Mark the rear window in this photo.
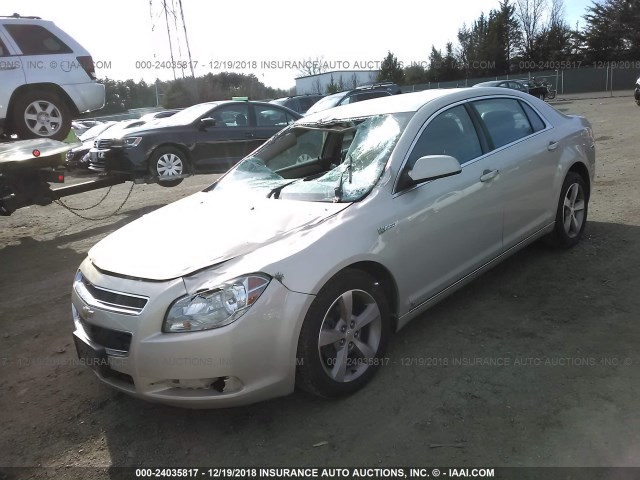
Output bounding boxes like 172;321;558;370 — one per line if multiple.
4;24;72;55
520;101;546;132
471;98;534;149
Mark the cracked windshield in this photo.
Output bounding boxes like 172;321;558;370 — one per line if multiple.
215;113;411;202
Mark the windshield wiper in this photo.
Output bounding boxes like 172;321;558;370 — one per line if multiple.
266;171;328;199
333;155;353;203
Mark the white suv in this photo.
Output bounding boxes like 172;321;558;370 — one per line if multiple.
0;14;105;140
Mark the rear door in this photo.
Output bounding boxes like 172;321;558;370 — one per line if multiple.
1;22;86;84
0;29;25;124
192;103;252;172
469;97;558;248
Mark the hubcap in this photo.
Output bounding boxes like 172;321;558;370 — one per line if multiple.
317;289;382;383
156;153;184;176
24;101;62;137
563;183;585;238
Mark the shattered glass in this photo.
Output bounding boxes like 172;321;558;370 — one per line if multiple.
215;113;410;203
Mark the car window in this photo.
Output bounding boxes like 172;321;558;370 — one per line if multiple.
512;82;527;92
3;24;72;55
299;97;315;111
255;105;293;127
351;91;391;104
405;105;482;172
0;37;7;56
210;104;250;127
520;101;546;132
471;98;534;149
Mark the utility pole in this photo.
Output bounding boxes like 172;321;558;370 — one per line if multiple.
178;0;199;102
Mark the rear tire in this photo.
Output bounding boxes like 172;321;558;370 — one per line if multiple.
545;171;588;248
11;91;71;141
148;146;187;187
296;269;391;398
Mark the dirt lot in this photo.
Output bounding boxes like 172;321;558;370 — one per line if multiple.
1;96;639;478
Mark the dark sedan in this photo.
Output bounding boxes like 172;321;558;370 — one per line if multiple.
474;80;549;100
89;100;302;187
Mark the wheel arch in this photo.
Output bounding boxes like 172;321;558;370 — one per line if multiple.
335;260;399;332
567;161;591;199
8;83;79;126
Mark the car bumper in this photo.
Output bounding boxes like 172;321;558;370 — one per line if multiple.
61;82;105;113
88;147;146;173
71;259;313;408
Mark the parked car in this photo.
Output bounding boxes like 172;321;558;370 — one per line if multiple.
71;86;595;407
0;14;105;140
305;82;401;115
138;109;180;123
71;120;104;136
65;121;116;170
474;79;554;101
270;94;324;114
634;76;640;106
88;100;302;187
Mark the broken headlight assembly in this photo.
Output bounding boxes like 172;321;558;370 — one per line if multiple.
163;274;270;333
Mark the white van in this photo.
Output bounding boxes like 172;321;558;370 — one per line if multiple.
0;14;105;140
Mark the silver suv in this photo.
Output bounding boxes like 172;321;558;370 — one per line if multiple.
0;14;105;140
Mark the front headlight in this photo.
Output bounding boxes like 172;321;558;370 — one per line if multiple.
122;137;142;147
163;274;271;333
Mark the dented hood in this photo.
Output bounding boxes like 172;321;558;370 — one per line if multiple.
88;190;349;280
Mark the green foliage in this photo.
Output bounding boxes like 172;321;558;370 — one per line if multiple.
97;73;288;112
582;0;640;62
377;51;405;84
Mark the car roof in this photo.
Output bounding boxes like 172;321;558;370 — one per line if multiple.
299;87;539;123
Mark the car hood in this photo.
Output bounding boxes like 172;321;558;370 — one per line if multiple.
88;190;350;280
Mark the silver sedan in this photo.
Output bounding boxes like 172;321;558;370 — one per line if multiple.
71;87;595;407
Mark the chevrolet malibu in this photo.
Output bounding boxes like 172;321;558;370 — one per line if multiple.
72;87;595;407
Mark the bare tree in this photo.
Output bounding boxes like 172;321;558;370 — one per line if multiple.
298;55;328;77
350;72;358;89
515;0;547;58
311;76;323;95
549;0;566;28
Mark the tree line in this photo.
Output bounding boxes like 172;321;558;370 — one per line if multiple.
98;73;290;114
377;0;640;84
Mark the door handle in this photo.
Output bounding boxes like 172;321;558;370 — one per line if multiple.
244;132;254;138
547;140;559;151
480;169;499;182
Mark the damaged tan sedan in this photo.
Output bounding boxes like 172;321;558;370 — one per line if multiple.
72;87;595;407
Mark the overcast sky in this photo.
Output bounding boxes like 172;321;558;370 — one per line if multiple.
3;0;593;89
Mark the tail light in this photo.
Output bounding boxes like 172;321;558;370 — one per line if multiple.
76;56;96;80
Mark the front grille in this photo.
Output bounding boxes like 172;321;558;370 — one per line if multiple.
79;316;132;353
75;273;148;315
95;139;112;149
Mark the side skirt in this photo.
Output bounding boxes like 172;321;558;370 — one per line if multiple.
396;222;555;330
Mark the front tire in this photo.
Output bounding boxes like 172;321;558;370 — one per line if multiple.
296;269;391;398
545;171;588;248
11;91;71;140
148;146;187;187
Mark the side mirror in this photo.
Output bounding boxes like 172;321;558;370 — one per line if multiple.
408;155;461;182
199;117;217;129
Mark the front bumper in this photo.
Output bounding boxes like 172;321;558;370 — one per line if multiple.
88;147;146;174
71;259;314;408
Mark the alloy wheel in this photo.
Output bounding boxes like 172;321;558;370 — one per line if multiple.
24;100;62;137
563;182;585;238
317;289;382;383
